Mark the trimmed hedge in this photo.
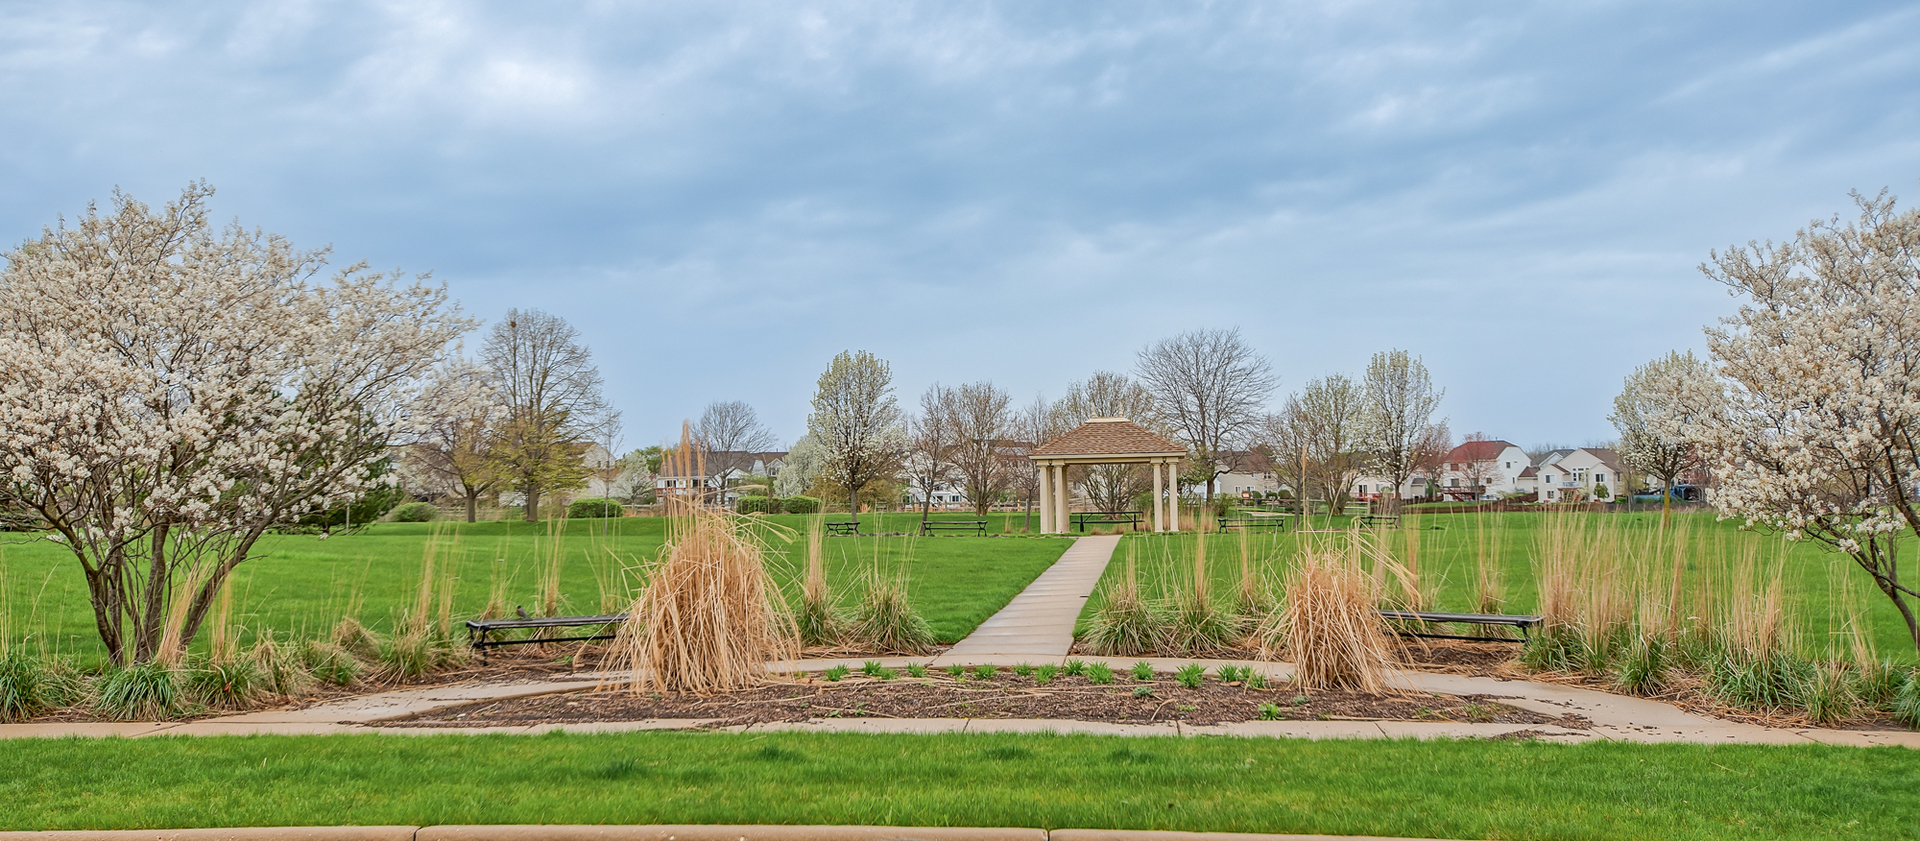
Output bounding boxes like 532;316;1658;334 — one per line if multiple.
567;498;625;518
391;502;439;523
781;495;822;515
738;496;782;515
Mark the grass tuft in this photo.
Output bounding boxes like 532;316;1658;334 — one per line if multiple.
94;661;188;721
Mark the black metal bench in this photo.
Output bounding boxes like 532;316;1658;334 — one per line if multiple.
465;613;628;660
1356;514;1400;528
1217;516;1289;532
1377;610;1542;643
919;518;987;536
824;520;860;535
1072;511;1142;532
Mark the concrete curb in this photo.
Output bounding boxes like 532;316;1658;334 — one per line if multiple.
0;829;1469;841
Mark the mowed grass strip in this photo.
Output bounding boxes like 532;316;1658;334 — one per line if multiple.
1;732;1915;839
2;516;1074;662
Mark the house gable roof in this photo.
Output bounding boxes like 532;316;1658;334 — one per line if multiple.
1444;439;1519;464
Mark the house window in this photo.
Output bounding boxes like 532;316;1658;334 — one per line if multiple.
1595;473;1606;483
1358;485;1368;494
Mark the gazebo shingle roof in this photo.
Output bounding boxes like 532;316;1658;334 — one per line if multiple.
1031;418;1185;458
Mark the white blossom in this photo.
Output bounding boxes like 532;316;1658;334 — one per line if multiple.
0;184;473;665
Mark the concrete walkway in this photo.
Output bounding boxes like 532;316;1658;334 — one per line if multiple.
3;534;1917;747
935;535;1121;661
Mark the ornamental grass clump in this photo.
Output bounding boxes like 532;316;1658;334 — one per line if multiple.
95;661;188;721
1268;548;1394;693
848;569;935;655
0;650;56;722
611;503;798;694
794;517;846;647
1162;531;1236;655
1083;556;1162;656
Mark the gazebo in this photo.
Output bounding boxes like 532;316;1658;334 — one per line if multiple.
1029;417;1187;534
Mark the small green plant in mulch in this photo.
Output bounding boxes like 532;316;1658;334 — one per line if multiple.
905;663;929;678
973;664;997;682
1291;694;1309;707
1132;685;1155;698
1012;663;1035;677
1175;663;1205;688
1257;701;1283;720
1064;659;1088;677
824;664;850;682
875;667;899;681
944;664;967;679
1087;662;1115;684
1464;702;1495;723
1034;665;1059;685
1216;665;1248;684
1131;661;1154;681
861;661;885;677
1247;671;1268;690
1175;704;1198;712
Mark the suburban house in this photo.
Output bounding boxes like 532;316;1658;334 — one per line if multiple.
1517;447;1629;502
656;450;786;505
1437;439;1531;499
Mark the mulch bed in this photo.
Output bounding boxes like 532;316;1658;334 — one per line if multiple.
379;669;1584;730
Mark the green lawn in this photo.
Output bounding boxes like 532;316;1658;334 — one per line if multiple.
1080;511;1920;662
1;515;1072;664
0;731;1913;839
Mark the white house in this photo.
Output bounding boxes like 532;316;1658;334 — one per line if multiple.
657;450;787;506
1438;439;1531;499
1517;448;1629;502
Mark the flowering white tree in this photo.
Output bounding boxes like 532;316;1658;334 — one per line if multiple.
1671;190;1920;652
806;350;908;526
1610;350;1711;520
0;185;472;665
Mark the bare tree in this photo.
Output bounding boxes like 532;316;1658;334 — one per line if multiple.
695;400;778;500
806;350;909;527
1135;328;1277;502
1274;374;1368;515
907;383;958;524
404;358;504;522
481;309;616;521
1050;371;1160;512
1005;395;1052;532
1359;350;1446;513
589;414;626;502
1410;421;1453;501
948;381;1014;517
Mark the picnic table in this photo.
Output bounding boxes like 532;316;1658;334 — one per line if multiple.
824;520;860;535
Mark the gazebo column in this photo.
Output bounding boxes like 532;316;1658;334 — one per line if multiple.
1151;458;1165;532
1159;462;1175;529
1059;460;1075;533
1038;462;1054;534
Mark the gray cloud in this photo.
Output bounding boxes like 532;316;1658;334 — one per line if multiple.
4;1;1918;446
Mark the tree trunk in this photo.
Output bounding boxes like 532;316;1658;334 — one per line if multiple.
465;491;480;523
526;488;541;522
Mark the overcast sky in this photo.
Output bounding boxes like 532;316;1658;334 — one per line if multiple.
5;1;1918;451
